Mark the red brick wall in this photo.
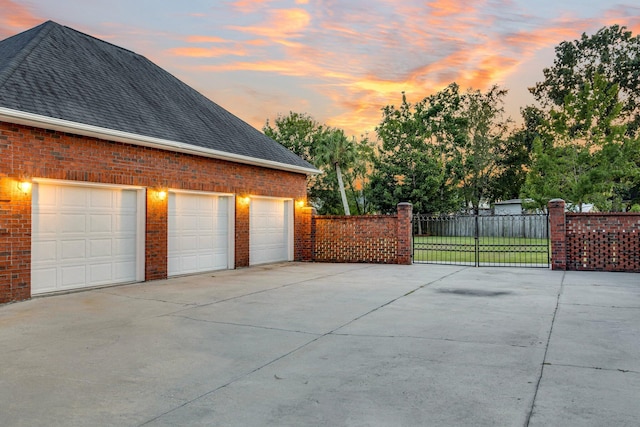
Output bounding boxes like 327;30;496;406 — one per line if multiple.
309;204;413;264
0;177;31;302
566;213;640;272
0;121;307;303
235;196;250;268
548;199;567;271
145;190;168;280
548;199;640;272
294;206;313;261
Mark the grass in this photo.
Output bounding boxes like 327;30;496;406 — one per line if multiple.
413;235;550;265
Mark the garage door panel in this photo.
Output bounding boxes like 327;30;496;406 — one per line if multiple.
90;215;112;233
89;239;112;257
33;213;57;233
116;213;137;232
61;214;87;233
61;240;86;260
114;261;136;280
31;183;140;294
89;264;112;282
32;240;57;262
114;238;136;257
61;265;86;287
168;192;231;276
61;186;89;207
32;268;56;291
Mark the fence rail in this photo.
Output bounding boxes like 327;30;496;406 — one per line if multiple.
413;214;548;239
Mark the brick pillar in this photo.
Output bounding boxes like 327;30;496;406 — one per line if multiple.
235;196;250;268
548;199;566;271
145;189;168;281
0;177;32;303
397;202;413;265
295;206;315;262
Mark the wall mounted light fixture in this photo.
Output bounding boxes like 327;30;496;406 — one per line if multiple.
17;180;32;194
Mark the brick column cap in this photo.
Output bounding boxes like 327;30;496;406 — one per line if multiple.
548;199;565;208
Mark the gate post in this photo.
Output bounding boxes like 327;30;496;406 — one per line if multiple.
397;202;413;265
295;206;315;262
548;199;566;270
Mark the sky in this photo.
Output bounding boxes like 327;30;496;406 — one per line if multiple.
1;0;639;138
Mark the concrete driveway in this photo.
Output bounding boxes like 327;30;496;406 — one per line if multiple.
1;263;638;426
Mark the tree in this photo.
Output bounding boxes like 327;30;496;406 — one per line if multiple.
343;135;377;215
371;91;461;214
372;85;514;214
263;112;323;162
522;74;628;211
488;106;543;202
264;112;367;214
529;25;640;136
453;85;513;213
315;128;356;215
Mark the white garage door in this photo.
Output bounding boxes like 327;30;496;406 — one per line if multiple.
168;192;232;276
250;198;293;265
31;182;141;295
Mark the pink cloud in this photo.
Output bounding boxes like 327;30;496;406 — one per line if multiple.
0;0;41;38
169;46;248;58
227;8;311;40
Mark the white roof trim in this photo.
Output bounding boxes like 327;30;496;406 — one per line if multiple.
0;107;320;175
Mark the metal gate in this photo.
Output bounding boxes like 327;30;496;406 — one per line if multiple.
413;214;550;267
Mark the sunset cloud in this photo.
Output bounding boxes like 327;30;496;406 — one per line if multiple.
169;46;248;58
227;8;311;40
1;0;638;139
0;0;41;38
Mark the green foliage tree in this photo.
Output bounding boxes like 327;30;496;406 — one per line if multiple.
372;84;512;214
489;106;543;202
263;112;323;162
371;91;461;214
454;85;513;213
263;112;373;215
522;74;628;211
314;128;357;215
529;25;640;136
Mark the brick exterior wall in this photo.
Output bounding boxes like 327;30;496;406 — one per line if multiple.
0;121;307;303
548;199;567;271
548;199;640;272
306;204;413;265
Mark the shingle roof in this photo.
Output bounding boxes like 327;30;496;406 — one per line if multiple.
0;21;317;173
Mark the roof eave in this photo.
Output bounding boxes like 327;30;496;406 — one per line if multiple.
0;107;320;176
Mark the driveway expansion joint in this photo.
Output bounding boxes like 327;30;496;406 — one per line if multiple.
543;362;640;375
524;270;565;427
167;314;322;336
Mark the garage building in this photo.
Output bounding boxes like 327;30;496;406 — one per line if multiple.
0;21;318;303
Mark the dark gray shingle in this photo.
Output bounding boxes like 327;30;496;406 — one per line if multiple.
0;21;316;171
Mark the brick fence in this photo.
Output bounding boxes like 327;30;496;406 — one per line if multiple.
297;203;413;265
549;199;640;272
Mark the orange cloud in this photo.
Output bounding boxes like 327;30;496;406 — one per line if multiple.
0;0;41;38
227;8;311;40
231;0;274;14
186;35;228;43
427;0;476;17
170;46;248;58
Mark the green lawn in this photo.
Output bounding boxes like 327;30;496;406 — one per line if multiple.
413;236;550;265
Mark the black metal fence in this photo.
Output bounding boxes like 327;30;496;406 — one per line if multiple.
413;214;550;267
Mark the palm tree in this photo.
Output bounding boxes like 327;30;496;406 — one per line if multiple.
316;128;356;215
